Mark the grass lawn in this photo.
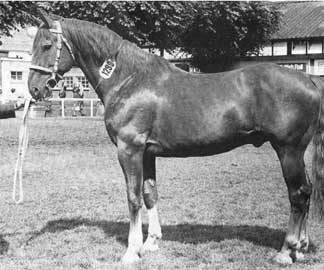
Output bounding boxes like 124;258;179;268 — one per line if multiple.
0;118;323;270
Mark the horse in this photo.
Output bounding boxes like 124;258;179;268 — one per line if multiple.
28;12;324;265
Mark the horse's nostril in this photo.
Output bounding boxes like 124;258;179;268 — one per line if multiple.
33;87;39;94
32;87;42;100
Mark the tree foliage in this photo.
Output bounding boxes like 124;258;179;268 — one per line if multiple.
0;1;37;43
125;1;194;56
180;2;281;72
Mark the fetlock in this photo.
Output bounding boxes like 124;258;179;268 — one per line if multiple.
300;236;309;252
285;235;300;251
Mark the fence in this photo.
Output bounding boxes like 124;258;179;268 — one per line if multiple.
46;98;103;118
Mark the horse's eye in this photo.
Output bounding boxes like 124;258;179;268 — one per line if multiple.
42;39;52;49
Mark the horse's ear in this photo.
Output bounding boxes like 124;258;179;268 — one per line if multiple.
29;15;43;27
37;9;53;29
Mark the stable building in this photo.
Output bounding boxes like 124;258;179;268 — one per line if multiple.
237;1;324;75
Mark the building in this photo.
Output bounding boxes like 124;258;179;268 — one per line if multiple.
0;27;96;101
236;1;324;75
0;28;33;101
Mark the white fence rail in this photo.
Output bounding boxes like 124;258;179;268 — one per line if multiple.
48;98;102;118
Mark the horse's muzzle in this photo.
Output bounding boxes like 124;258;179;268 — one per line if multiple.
30;86;52;101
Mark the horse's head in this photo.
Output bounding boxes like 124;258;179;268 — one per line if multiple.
28;12;75;100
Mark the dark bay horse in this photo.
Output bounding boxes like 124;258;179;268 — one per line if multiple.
28;13;324;265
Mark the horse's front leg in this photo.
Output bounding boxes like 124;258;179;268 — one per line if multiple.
142;152;162;254
117;138;145;264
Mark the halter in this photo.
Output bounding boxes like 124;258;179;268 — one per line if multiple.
29;21;75;89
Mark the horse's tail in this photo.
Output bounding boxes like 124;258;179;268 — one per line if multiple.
310;75;324;220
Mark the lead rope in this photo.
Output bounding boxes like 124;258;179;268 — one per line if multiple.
13;98;31;204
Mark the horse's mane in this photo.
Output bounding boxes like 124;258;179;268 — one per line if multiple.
61;18;173;74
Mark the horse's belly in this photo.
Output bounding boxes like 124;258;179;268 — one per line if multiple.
147;130;266;157
148;100;258;157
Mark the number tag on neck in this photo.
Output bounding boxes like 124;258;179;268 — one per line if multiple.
99;59;116;79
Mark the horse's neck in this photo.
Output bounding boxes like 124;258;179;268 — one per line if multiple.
65;23;137;103
76;50;137;104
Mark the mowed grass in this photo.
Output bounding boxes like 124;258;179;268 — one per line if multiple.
0;118;323;270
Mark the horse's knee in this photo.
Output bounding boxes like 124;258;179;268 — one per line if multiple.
143;179;158;209
128;192;143;212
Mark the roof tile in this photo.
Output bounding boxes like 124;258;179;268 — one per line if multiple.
273;2;324;39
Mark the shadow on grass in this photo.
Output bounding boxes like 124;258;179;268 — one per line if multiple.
0;235;9;255
25;218;287;251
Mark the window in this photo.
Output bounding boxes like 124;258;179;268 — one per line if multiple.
77;76;89;89
308;40;322;54
278;63;306;72
259;44;272;56
314;60;324;75
11;71;23;80
64;76;73;88
292;40;306;55
273;42;287;56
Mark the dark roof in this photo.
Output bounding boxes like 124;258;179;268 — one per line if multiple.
273;1;324;40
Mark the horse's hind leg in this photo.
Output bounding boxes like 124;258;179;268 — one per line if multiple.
273;145;312;264
141;152;162;254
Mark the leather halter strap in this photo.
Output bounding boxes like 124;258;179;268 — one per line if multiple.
29;21;75;82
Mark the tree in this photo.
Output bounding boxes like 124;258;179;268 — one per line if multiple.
0;2;37;44
180;2;281;72
125;1;194;56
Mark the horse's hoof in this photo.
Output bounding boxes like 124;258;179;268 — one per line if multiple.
140;242;159;257
143;242;159;252
295;251;305;262
273;251;293;265
121;251;141;264
141;236;160;254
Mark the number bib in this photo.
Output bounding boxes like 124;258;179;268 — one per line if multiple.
99;59;116;79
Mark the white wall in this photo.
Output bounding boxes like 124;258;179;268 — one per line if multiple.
0;58;30;101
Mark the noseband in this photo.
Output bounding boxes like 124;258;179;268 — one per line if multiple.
30;21;75;88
